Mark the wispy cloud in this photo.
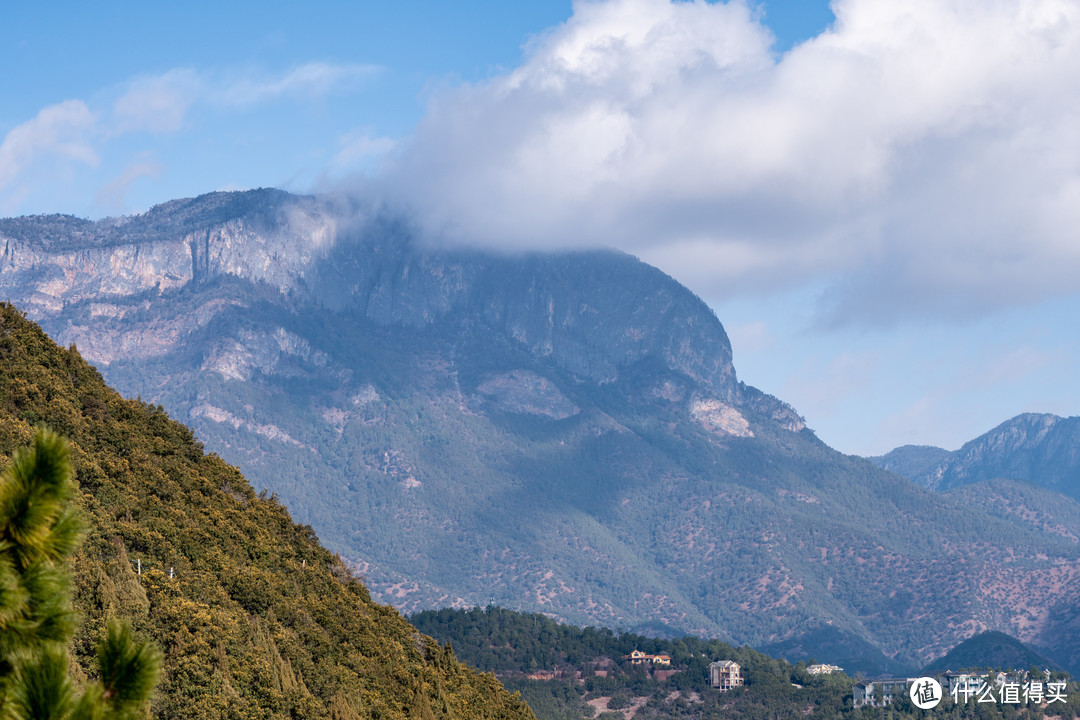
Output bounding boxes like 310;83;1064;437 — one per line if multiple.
112;70;201;134
875;394;943;450
218;62;379;106
383;0;1080;325
330;129;397;172
966;346;1058;392
780;348;882;417
110;62;380;135
2;61;380;215
0;100;97;191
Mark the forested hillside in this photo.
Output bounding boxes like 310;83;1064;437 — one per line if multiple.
0;302;533;720
412;606;853;720
412;606;1080;720
921;632;1062;676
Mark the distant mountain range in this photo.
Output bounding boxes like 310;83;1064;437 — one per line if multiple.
869;413;1080;498
4;190;1080;674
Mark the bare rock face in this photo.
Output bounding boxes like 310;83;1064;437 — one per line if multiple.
690;399;753;438
201;327;329;382
475;370;580;419
0;190;336;322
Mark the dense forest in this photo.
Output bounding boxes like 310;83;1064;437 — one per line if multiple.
0;302;533;720
412;606;1080;720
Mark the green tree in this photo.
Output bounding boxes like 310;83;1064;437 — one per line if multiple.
0;428;161;719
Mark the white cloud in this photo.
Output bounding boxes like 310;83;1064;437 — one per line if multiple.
1;61;379;216
384;0;1080;324
0;100;97;191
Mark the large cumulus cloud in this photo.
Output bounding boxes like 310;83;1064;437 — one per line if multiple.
383;0;1080;324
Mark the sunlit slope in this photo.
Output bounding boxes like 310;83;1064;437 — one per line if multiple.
0;303;533;720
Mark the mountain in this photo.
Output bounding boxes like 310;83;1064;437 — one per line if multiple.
5;190;1080;674
0;303;533;720
865;445;952;487
870;413;1080;497
921;631;1061;676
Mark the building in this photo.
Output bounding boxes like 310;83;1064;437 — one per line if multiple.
852;678;913;708
806;664;843;675
937;671;983;698
525;670;558;681
625;650;672;666
708;660;744;690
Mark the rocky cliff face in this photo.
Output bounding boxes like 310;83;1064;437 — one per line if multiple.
313;240;739;396
1;190;737;399
0;190;336;352
4;190;1080;675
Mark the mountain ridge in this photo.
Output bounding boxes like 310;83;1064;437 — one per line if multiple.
870;412;1080;498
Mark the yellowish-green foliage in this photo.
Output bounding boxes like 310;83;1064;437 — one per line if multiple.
0;427;161;720
0;303;534;720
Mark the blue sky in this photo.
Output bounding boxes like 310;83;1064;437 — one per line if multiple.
4;0;1080;455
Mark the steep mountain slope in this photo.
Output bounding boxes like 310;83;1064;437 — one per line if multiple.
5;190;1080;673
0;303;533;720
871;413;1080;497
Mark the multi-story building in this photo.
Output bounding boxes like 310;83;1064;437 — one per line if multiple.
852;678;913;707
708;660;744;691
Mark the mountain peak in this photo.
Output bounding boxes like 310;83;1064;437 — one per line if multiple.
922;630;1061;675
969;412;1063;451
872;411;1080;500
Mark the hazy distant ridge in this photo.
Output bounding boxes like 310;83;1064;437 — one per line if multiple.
870;413;1080;499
